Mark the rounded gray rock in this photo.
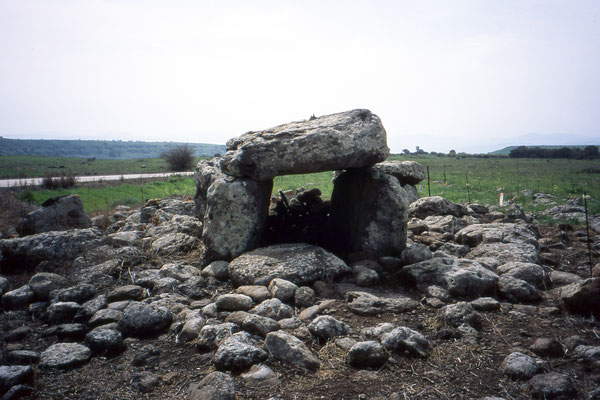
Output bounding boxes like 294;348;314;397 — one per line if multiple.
348;341;388;369
118;302;172;337
308;315;351;340
85;328;125;354
380;327;430;358
529;372;576;399
213;332;268;372
0;365;34;393
39;343;91;369
188;371;235;400
249;298;293;321
265;331;320;370
501;352;539;380
215;294;253;311
294;286;316;308
268;278;298;303
28;272;69;300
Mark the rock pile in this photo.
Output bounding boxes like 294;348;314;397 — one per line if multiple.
1;110;599;399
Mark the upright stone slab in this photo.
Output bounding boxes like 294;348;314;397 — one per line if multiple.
194;158;226;220
220;109;389;181
327;168;408;256
202;177;273;262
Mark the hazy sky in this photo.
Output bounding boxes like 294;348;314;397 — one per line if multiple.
1;0;599;153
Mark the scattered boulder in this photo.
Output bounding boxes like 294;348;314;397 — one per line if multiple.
132;371;161;394
151;233;198;256
496;262;546;288
53;284;96;303
409;196;466;219
215;294;253;311
529;372;576;399
467;242;540;268
380;327;430;357
400;243;432;265
39;343;91;369
236;285;271;303
530;338;564;358
85;328;125;354
249;298;293;321
107;285;144;302
179;316;207;342
501;352;539;380
1;285;36;308
240;364;278;387
265;331;320;370
89;308;122;327
47;301;81;324
345;291;418;315
28;273;69;300
560;278;600;319
422;215;468;234
352;264;380;286
0;366;34;394
201;261;230;280
118;302;172;337
268;278;298;303
214;332;268;372
498;275;543;304
0;228;104;270
455;223;538;247
16;195;91;236
159;263;200;281
399;257;498;298
308;316;351;340
440;302;482;329
294;287;316;308
188;371;235;400
572;345;600;361
220;109;389;180
348;341;389;369
228;243;350;286
470;297;500;312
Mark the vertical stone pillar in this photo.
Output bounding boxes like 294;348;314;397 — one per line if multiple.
201;177;273;262
327;168;409;257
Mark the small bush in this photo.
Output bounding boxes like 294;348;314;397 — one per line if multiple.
42;172;76;189
161;144;195;171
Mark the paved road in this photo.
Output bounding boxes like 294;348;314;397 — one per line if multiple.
0;171;195;188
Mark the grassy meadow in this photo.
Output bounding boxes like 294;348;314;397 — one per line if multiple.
274;155;600;216
5;154;600;218
17;175;197;214
0;155;213;179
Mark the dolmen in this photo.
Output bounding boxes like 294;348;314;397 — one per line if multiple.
194;109;425;263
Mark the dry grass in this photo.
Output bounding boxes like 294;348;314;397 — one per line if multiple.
0;189;37;238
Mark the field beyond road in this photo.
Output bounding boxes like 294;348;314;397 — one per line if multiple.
2;154;599;217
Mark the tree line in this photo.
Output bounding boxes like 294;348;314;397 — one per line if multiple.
509;145;599;159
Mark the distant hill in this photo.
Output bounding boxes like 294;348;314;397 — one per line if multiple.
0;138;226;159
489;145;596;155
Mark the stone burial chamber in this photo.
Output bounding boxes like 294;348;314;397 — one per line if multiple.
194;109;425;263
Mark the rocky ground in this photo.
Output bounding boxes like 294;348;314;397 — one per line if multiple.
1;192;600;400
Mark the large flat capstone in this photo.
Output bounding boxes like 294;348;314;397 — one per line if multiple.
220;109;389;181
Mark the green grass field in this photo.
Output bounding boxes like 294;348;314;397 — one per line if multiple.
0;155;213;179
18;176;197;214
9;154;600;218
